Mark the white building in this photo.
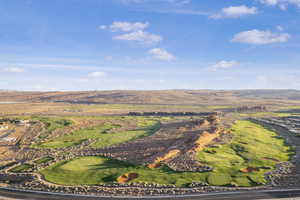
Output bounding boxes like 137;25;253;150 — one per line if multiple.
0;125;8;131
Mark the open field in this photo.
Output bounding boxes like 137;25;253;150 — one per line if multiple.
0;90;300;196
1;90;300;105
1;90;300;116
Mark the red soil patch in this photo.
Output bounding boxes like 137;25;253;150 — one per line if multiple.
262;157;279;162
198;120;210;128
117;173;139;183
192;128;226;153
240;167;260;173
148;149;180;168
148;162;161;169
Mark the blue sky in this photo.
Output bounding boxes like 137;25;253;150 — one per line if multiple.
1;0;300;91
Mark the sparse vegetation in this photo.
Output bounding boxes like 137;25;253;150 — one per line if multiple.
237;112;293;118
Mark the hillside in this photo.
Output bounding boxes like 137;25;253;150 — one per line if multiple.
1;90;300;106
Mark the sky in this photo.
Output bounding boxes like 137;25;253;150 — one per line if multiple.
1;0;300;91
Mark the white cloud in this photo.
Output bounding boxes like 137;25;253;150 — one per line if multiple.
120;0;190;6
101;21;162;46
113;30;162;45
279;3;288;10
99;25;107;30
148;48;175;61
100;21;149;32
259;0;300;10
232;29;290;44
211;60;239;71
260;0;279;5
3;67;25;73
276;25;284;31
211;5;257;19
87;71;106;78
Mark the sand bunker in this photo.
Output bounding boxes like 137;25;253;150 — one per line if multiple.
240;167;260;173
117;173;139;183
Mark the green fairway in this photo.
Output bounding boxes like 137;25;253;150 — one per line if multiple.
34;117;72;132
41;156;208;186
207;173;232;186
32;117;73;141
197;120;293;186
40;120;292;187
34;118;161;149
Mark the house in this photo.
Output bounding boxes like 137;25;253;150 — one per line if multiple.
15;120;31;126
0;125;8;131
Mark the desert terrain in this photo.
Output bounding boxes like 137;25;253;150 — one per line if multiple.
0;90;300;196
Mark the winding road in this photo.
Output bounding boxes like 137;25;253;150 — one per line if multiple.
1;187;300;200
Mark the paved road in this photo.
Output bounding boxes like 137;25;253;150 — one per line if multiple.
1;188;300;200
0;130;15;140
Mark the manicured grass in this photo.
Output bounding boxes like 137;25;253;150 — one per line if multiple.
207;173;232;186
197;120;293;187
9;164;33;173
35;118;161;149
32;117;73;140
35;123;120;148
41;156;208;186
34;117;72;133
34;156;54;164
40;120;292;187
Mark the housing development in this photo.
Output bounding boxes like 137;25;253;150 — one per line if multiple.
1;0;300;199
0;90;299;198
